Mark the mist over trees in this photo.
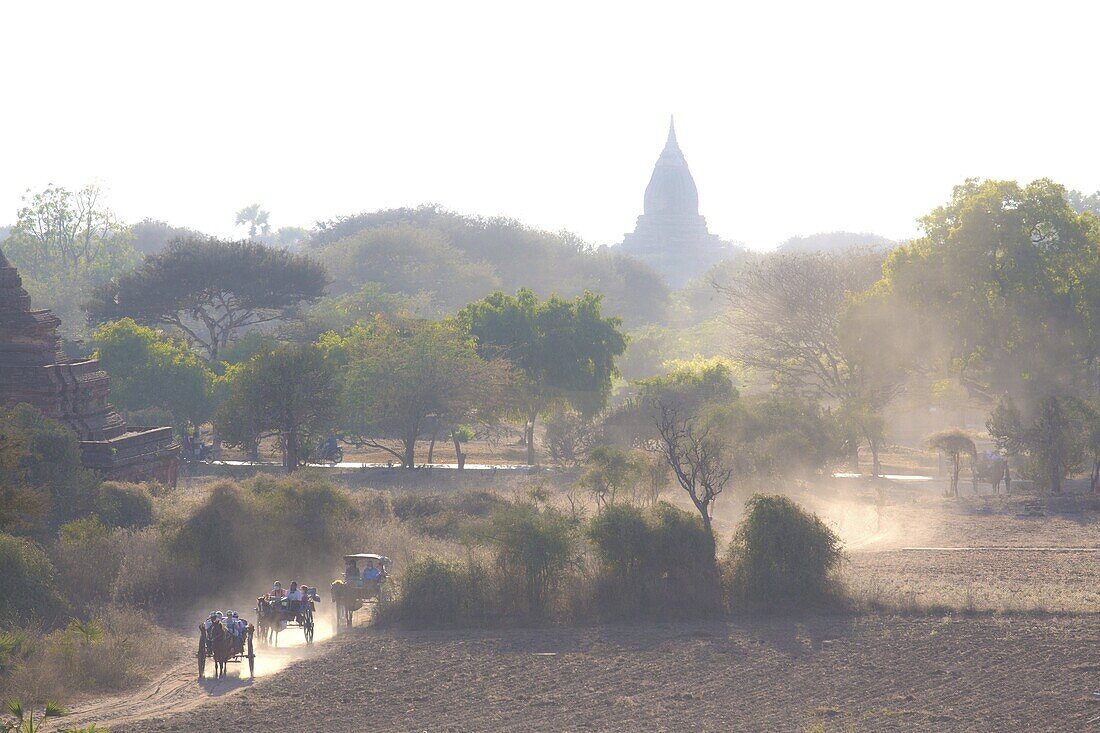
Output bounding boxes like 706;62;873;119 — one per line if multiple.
777;231;896;254
311;205;670;326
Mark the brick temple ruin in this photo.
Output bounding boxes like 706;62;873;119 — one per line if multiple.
0;249;179;486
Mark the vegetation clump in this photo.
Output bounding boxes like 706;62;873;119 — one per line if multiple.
726;494;844;611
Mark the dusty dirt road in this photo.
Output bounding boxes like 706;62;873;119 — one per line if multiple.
110;616;1099;733
59;614;336;731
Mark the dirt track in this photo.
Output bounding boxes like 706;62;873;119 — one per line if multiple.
66;498;1100;732
108;616;1099;733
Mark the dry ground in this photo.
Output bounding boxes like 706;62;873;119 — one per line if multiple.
66;482;1099;733
114;617;1099;733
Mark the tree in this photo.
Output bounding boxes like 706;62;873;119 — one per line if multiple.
86;239;328;361
235;204;271;240
926;428;977;498
4;184;135;279
885;179;1100;492
131;218;206;256
215;343;340;472
318;223;501;316
885;179;1096;403
578;445;646;509
719;250;906;473
91;318;215;427
986;395;1086;495
312;204;671;327
649;397;730;537
331;319;511;468
461;289;627;464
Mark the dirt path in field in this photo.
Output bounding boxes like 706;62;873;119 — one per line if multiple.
59;615;338;731
109;617;1100;733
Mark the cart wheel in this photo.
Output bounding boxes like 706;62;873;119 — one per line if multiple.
305;615;314;645
197;631;206;679
247;633;255;678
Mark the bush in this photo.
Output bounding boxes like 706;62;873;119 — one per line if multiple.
168;474;358;595
377;557;492;627
0;533;67;626
587;502;720;620
488;503;575;619
169;482;259;589
0;405;101;528
93;483;154;529
392;493;447;521
0;630;35;677
55;519;120;612
727;494;844;610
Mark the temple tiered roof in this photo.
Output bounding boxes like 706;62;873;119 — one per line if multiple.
621;117;729;287
0;249;179;485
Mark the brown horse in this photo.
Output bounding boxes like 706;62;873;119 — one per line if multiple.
206;619;234;679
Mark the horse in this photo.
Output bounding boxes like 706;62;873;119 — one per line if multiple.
206;619;235;679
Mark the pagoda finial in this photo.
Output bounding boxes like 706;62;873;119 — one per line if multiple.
667;115;677;145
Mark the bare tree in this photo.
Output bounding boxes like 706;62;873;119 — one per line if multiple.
650;398;731;536
717;250;907;474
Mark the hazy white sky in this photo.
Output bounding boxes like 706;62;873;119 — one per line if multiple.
2;1;1098;250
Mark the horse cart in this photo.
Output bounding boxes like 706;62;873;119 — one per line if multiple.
256;594;316;646
330;553;393;630
198;620;254;680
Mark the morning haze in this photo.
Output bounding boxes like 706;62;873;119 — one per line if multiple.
0;2;1097;732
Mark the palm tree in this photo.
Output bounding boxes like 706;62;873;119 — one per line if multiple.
234;204;271;240
926;428;977;498
3;700;64;733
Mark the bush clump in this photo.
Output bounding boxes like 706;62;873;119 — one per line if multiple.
487;503;575;619
588;502;720;620
726;494;843;611
0;533;67;626
377;557;491;627
93;482;154;529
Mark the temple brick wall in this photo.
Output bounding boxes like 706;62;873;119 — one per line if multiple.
0;249;179;486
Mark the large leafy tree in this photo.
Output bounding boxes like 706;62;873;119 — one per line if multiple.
885;178;1100;492
91;318;215;428
460;289;628;464
215;343;340;472
328;318;511;468
86;239;328;361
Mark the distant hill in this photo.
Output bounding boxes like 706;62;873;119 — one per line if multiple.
777;231;896;254
310;205;671;326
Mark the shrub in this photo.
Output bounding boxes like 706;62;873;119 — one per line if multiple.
487;503;575;619
0;533;67;626
169;482;259;588
587;502;719;620
0;630;35;676
727;494;844;610
93;482;154;529
168;475;357;595
55;519;120;611
0;405;101;528
376;557;491;627
392;493;447;521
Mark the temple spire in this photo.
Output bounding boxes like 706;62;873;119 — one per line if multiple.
667;115;677;146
